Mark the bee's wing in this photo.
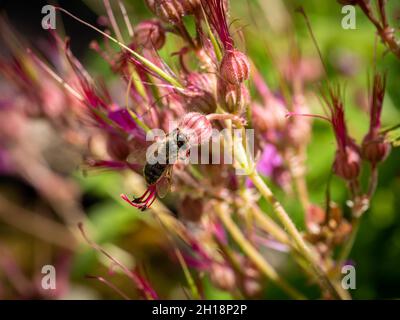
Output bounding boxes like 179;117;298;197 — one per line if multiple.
126;140;152;166
156;166;173;198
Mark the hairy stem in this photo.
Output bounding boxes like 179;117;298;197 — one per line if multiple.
249;172;346;299
215;204;305;299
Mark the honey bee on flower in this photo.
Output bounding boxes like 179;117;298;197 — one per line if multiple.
121;112;219;211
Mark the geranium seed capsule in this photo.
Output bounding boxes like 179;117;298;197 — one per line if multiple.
361;133;391;165
220;49;250;85
179;112;212;145
153;0;186;24
333;145;361;181
219;81;249;114
180;0;200;15
134;19;166;50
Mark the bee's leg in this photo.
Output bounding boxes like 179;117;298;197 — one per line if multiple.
132;187;151;203
147;194;157;208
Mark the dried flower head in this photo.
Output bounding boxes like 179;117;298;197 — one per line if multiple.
325;89;361;181
361;73;391;165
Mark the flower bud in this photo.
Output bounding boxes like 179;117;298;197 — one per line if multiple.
209;263;236;291
220;50;250;85
243;278;262;298
134;19;166;50
361;133;391;165
179;112;212;145
333;145;361;181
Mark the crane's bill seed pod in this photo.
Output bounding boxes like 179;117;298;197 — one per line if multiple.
333;146;361;181
179;112;213;145
220;50;250;85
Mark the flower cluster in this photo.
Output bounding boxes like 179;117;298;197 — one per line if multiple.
0;0;396;300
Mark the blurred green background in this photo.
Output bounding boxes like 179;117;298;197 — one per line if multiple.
0;0;399;299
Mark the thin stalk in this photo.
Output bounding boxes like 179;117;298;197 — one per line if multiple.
337;218;360;268
56;7;184;89
103;0;124;42
174;248;201;300
287;148;310;213
215;204;305;299
200;4;223;61
118;0;134;38
250;205;290;245
249;171;345;299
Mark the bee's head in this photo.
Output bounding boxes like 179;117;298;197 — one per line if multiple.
174;129;189;149
169;129;190;163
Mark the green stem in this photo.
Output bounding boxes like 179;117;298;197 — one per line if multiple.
215;204;305;300
250;205;290;245
338;218;360;267
56;7;184;89
249;171;345;300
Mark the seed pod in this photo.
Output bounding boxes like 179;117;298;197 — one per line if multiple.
333;145;361;181
219;81;249;114
361;133;391;165
181;0;200;14
220;50;250;85
153;0;184;24
179;112;212;145
134;19;166;50
153;0;199;24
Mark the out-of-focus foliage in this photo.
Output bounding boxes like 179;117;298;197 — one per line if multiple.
0;0;399;299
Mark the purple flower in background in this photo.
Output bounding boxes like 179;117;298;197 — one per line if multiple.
246;144;283;188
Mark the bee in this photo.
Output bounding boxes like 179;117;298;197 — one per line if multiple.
122;127;190;211
144;128;190;185
121;112;212;211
